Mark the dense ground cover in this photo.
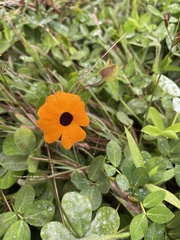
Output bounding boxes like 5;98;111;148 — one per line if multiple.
0;0;180;239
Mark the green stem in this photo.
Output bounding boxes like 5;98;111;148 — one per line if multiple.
171;112;179;125
119;97;142;124
138;73;162;146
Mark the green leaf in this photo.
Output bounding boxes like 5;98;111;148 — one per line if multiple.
3;134;22;155
169;138;180;154
61;192;92;237
116;111;133;126
125;127;144;168
161;130;178;139
71;170;90;190
0;42;12;54
80;186;102;211
167;210;180;229
116;173;130;192
104;163;116;176
158;74;180;97
144;223;164;240
145;157;167;183
1;155;28;171
14;113;34;126
106;79;119;101
2;21;13;42
145;184;180;209
70;47;89;60
149;107;164;130
0;167;6;177
166;122;180;133
155;168;174;185
147;5;163;18
14;185;35;214
0;170;24;189
123;18;136;34
27;154;39;173
170;153;180;164
172;97;180;114
168;226;180;240
147;206;174;224
127;98;148;115
14;126;36;155
175;164;180;187
0;212;18;237
157;137;170;156
96;171;110;194
132;167;149;187
143;190;166;208
87;206;120;236
23;199;55;227
3;220;30;240
106;140;122;167
130;214;148;240
121;156;135;183
41;221;77;240
88;156;105;182
82;233;130;240
141;125;162;136
132;0;139;20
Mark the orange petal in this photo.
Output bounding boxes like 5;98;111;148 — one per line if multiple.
36;119;59;132
44;131;62;143
38;105;61;120
38;93;64;120
36;119;63;143
72;101;89;126
61;123;86;149
56;91;82;112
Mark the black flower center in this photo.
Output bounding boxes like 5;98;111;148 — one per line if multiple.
60;112;73;126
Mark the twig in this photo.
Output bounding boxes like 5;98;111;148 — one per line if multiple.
0;189;12;211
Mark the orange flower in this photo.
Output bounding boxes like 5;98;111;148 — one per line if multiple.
36;91;89;149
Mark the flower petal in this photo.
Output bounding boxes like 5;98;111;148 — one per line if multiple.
37;119;63;143
44;131;62;143
72;101;90;126
38;93;64;120
61;124;86;149
56;91;82;112
36;119;59;132
37;91;89;146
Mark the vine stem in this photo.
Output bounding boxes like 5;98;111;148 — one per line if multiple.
0;189;12;211
46;144;65;224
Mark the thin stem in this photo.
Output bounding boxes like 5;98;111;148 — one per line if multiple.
0;189;12;211
119;97;142;124
171;112;179;125
46;145;65;224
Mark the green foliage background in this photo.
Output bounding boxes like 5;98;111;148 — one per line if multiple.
0;0;180;239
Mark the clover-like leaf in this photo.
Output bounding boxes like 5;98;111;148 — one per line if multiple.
3;220;30;240
147;206;174;224
130;214;148;240
14;185;35;214
23;199;55;227
87;206;120;236
0;212;18;237
41;221;77;240
61;192;92;237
